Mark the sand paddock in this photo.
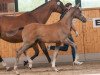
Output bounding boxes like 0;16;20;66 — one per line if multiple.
0;61;100;75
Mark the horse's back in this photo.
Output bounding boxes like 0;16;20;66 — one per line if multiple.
23;23;42;34
22;22;63;43
0;13;34;32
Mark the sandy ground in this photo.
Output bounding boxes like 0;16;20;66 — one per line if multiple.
0;62;100;75
0;61;100;75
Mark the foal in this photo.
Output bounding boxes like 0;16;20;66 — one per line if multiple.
14;4;86;74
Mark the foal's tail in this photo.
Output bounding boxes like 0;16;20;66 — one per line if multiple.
6;27;24;37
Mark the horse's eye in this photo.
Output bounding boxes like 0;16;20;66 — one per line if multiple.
57;2;60;5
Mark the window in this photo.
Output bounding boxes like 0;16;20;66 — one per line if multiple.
0;0;15;12
61;0;75;6
18;0;45;12
17;0;76;12
81;0;100;8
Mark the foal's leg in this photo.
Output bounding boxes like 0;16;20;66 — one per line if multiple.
30;43;39;61
24;43;39;66
23;51;33;69
38;41;51;63
14;44;31;75
24;41;51;66
52;49;59;72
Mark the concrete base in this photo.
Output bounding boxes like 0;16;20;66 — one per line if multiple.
0;53;100;67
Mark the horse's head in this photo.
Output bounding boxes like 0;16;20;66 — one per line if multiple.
50;0;65;14
72;3;87;23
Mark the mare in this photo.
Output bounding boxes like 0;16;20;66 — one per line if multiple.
14;3;86;74
0;0;65;67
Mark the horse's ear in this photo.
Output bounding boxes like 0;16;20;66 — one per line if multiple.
51;0;59;2
76;3;80;8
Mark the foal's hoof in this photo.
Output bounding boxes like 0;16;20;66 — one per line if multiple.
29;65;32;70
28;61;33;70
6;67;11;71
48;59;51;63
29;66;32;70
24;61;28;66
52;67;59;72
29;68;32;70
16;71;20;75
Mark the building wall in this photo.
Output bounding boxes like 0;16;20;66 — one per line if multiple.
82;8;100;53
0;8;100;58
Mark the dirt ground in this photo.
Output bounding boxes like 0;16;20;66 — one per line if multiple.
0;61;100;75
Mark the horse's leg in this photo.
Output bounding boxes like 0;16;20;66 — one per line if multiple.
38;41;51;63
52;49;59;72
0;56;3;63
0;56;10;71
23;51;33;69
0;56;6;67
14;44;31;75
0;34;10;70
24;42;39;66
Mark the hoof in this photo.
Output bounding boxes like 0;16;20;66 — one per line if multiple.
28;62;32;69
29;68;32;70
16;71;20;75
52;67;59;72
73;61;83;66
6;67;11;71
24;61;28;66
48;59;51;63
29;65;32;70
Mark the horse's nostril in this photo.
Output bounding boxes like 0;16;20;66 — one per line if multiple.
83;19;87;23
81;17;87;23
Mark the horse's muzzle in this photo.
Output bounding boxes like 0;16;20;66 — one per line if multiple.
81;16;87;23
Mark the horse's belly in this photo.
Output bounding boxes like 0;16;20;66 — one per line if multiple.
44;34;68;43
1;31;23;43
1;36;22;43
40;35;63;43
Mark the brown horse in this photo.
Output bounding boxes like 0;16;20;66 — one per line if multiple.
14;4;86;74
0;0;65;67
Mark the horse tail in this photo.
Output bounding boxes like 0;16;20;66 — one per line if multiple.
6;27;24;37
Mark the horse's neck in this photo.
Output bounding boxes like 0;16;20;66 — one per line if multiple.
60;9;75;27
30;2;53;23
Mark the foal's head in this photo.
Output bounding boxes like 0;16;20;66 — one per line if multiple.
72;4;87;23
50;0;65;13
